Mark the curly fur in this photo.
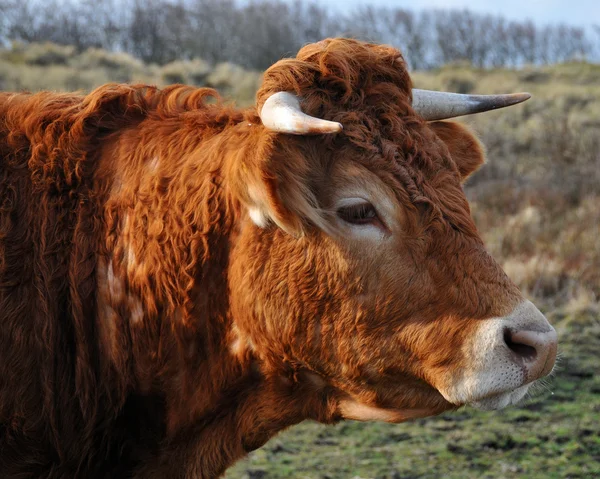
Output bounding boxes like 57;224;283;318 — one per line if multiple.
0;39;519;478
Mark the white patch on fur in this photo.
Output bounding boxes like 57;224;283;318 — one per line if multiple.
439;300;556;410
120;213;145;278
147;156;160;172
96;259;118;356
111;178;123;195
126;246;137;273
247;184;271;228
248;207;269;227
107;261;124;300
229;324;255;358
229;336;244;355
229;324;246;356
339;399;432;423
95;257;130;364
129;296;144;324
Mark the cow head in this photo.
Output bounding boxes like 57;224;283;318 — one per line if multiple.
227;39;557;422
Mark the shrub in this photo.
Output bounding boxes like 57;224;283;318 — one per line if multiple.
206;62;261;105
22;42;76;66
70;48;147;83
160;59;211;86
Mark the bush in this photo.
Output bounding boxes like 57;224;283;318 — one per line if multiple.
22;42;76;66
205;62;261;105
70;48;147;82
160;59;211;86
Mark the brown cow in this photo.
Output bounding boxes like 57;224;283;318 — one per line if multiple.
0;38;557;478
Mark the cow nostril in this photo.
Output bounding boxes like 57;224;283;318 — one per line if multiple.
503;329;537;361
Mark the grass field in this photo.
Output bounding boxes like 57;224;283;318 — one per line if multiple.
2;42;599;478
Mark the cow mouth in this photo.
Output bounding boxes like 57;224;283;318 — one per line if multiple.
468;383;531;411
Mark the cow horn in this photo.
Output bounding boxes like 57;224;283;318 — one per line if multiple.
259;91;342;135
411;89;531;121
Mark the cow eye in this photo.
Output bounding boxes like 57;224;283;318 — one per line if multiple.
337;201;379;225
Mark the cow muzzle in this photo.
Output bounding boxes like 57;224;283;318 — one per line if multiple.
503;326;557;381
438;300;558;410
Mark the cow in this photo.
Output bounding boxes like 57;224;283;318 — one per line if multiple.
0;38;557;478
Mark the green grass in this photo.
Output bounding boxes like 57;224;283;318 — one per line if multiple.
227;311;600;478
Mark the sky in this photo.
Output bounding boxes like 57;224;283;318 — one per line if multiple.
320;0;599;28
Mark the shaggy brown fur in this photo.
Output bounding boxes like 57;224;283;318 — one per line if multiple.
0;38;521;478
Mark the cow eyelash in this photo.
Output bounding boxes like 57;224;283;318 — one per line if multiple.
337;202;379;225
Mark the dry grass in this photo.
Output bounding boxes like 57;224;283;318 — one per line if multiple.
1;42;598;313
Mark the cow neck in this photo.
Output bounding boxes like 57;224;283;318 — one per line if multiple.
139;123;342;477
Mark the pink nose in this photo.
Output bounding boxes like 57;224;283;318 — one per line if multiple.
504;328;558;381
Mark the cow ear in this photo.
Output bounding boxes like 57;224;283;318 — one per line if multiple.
230;129;326;237
430;121;486;182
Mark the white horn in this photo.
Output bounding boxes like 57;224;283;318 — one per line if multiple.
412;89;531;121
259;92;342;135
